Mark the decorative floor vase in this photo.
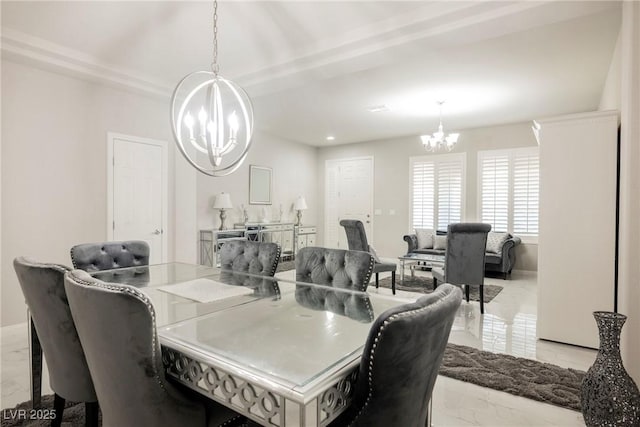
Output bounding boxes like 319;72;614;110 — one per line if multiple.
581;311;640;426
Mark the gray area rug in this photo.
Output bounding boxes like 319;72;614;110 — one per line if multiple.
441;343;585;411
1;345;585;425
378;276;503;303
275;260;296;273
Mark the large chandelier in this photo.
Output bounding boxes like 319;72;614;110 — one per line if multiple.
420;101;459;152
170;0;254;177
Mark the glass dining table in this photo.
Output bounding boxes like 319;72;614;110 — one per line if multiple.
88;262;406;427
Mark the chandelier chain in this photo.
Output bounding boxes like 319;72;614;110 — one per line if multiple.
211;0;219;75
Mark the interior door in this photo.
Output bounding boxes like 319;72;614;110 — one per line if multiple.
325;157;373;249
112;136;165;264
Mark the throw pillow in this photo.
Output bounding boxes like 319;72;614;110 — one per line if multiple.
433;235;447;250
415;228;434;249
486;232;509;254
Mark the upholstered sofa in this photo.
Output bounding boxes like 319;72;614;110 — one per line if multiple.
403;230;521;279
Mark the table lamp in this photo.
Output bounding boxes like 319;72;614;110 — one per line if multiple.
213;192;233;230
294;196;308;226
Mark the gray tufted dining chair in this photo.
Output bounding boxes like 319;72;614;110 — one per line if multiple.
329;284;462;427
70;240;150;271
432;223;491;314
339;220;398;294
219;240;280;277
64;269;246;427
295;247;374;292
13;257;98;427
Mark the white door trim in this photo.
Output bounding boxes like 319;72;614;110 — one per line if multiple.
324;156;374;247
107;132;169;262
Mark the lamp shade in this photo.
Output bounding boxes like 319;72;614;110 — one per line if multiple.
212;192;233;209
294;196;308;210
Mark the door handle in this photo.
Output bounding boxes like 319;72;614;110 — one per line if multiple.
153;229;162;235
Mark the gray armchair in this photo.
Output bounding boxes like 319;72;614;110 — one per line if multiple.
64;269;245;427
295;247;374;292
329;284;462;427
340;219;397;294
70;240;150;271
432;223;491;314
13;257;98;427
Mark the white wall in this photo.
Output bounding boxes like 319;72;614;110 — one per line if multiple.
316;121;539;270
599;29;622;111
196;131;319;231
1;60;319;327
618;0;640;384
0;59;186;326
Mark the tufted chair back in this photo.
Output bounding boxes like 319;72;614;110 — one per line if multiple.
339;219;370;252
64;269;241;426
219;240;280;276
13;258;97;403
443;223;491;285
70;240;150;271
295;247;374;292
295;285;374;322
330;284;462;427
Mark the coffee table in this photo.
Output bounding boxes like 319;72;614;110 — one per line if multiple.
398;253;445;282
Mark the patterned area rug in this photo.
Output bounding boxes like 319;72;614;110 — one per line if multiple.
1;346;585;425
441;343;585;411
377;276;503;303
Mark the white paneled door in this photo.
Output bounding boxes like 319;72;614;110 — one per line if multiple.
108;133;168;264
325;157;373;249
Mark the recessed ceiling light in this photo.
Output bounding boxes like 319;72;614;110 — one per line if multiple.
366;104;390;113
326;136;335;141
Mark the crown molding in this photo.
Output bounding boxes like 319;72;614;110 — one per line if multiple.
237;0;616;96
1;1;615;100
1;28;174;99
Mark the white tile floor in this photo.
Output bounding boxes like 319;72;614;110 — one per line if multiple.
1;267;595;426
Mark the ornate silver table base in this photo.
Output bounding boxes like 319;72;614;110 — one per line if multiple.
162;347;358;426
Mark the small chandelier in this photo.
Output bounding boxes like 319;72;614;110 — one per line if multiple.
420;101;459;152
170;0;254;177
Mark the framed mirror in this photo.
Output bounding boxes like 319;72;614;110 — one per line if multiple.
249;165;272;205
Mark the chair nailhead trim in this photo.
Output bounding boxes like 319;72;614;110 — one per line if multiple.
68;273;167;392
219;415;244;426
346;288;452;426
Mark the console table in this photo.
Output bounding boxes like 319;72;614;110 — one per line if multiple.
199;229;246;267
235;222;295;260
294;225;316;255
200;223;313;266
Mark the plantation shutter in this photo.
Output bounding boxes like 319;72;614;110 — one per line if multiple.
410;154;465;231
478;148;539;235
480;153;510;232
437;160;463;230
411;160;435;229
513;152;539;234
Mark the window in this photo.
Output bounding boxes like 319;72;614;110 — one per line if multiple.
478;148;539;235
410;153;465;231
